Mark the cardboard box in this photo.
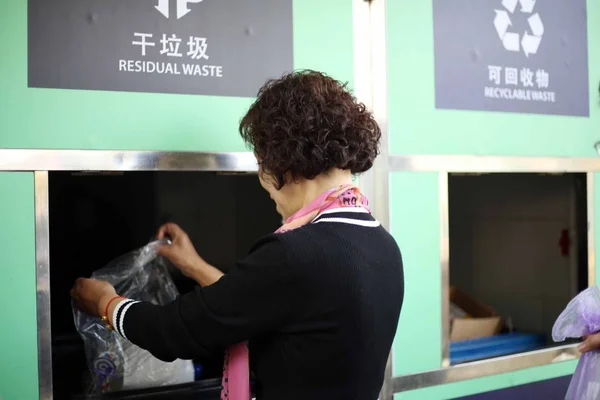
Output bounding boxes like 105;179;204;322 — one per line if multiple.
450;287;502;342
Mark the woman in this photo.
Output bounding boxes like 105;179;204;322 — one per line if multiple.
71;70;404;400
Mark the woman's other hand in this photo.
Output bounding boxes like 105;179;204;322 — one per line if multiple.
157;222;224;286
579;333;600;353
156;223;205;279
70;278;117;317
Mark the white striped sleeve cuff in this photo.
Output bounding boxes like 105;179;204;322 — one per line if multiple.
112;299;141;340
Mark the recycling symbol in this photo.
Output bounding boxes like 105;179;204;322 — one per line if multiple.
494;0;544;57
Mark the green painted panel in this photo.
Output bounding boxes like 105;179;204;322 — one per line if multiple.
0;173;37;400
387;0;600;156
394;361;576;400
390;172;442;375
0;0;353;151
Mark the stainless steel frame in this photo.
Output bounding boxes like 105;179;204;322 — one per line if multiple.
388;155;597;393
0;150;259;172
389;155;600;173
368;0;390;232
5;150;600;174
35;171;52;400
352;0;393;397
439;172;450;369
352;0;390;230
16;151;262;400
392;344;580;392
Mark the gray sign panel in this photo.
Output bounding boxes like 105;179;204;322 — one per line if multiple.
28;0;294;97
433;0;589;116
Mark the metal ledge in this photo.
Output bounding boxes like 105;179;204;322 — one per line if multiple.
2;150;600;173
392;344;579;392
389;154;600;172
35;172;52;400
0;149;258;172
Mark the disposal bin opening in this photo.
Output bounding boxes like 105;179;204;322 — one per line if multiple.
48;171;281;399
448;173;588;365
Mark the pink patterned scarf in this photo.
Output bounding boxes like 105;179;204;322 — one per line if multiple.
220;184;370;400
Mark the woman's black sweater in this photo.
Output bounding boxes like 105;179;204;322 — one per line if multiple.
115;208;404;400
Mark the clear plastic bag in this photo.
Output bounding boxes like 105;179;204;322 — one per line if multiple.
552;286;600;400
72;239;195;394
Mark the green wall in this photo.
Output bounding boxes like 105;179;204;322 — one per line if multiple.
387;0;599;397
390;172;442;377
0;1;353;151
387;0;599;157
0;173;37;400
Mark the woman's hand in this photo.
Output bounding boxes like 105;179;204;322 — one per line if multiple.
579;333;600;353
70;278;117;317
156;223;206;278
157;222;224;286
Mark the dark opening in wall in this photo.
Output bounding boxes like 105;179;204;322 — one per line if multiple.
48;171;281;399
448;173;588;365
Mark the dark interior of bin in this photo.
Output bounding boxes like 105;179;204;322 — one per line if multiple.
49;171;281;399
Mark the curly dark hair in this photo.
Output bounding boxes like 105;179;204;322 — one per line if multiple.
239;70;381;190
